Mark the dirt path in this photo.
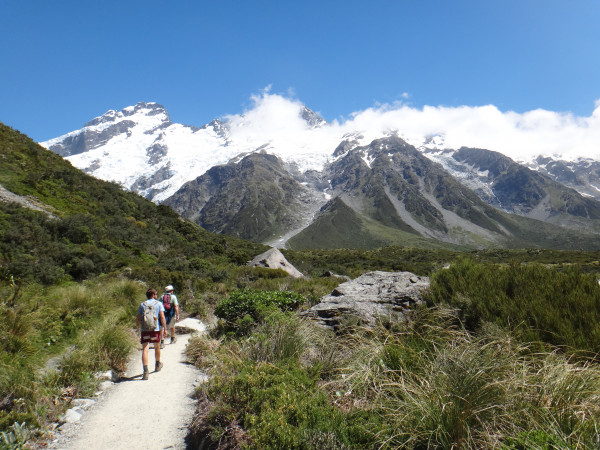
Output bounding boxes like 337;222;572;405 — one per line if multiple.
49;333;203;450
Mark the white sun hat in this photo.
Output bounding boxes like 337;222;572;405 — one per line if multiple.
165;285;174;291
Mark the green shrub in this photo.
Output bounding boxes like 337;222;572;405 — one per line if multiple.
426;258;600;356
214;289;305;335
205;362;366;449
245;276;342;306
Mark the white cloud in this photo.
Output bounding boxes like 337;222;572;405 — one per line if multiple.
340;102;600;161
221;92;600;165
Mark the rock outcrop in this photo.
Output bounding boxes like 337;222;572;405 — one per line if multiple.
304;271;430;330
247;247;305;278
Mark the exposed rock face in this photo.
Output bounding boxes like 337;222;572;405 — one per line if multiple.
247;248;305;278
527;156;600;202
424;146;600;227
0;184;56;218
304;271;430;330
165;152;324;244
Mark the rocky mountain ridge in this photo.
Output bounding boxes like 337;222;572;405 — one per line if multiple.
42;102;600;250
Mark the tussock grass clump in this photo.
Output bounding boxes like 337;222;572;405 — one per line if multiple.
187;309;363;448
0;278;143;432
239;310;325;364
185;335;222;370
333;307;600;449
51;317;135;397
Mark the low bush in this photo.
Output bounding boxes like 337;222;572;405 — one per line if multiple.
244;276;342;306
214;289;306;335
426;258;600;356
204;362;370;449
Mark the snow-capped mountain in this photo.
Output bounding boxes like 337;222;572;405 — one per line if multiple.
43;100;348;203
525;156;600;200
41;97;600;249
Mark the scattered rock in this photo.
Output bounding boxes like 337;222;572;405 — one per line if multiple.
177;318;208;335
71;399;96;409
321;270;351;281
247;248;304;278
60;408;82;425
95;370;118;382
0;184;57;218
193;373;210;388
303;271;430;330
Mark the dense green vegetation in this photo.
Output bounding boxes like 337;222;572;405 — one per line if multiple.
3;121;600;448
186;255;600;448
285;245;600;279
214;289;306;335
0;279;143;433
189;303;600;449
425;258;600;357
0;123;266;288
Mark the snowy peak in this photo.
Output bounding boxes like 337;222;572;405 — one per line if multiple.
526;155;600;199
43;102;172;158
83;102;171;128
300;106;327;128
38;97;600;250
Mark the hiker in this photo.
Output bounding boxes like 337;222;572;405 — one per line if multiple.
138;288;167;380
160;284;180;348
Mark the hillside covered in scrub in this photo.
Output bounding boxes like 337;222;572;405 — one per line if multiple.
0;122;268;286
0;122;266;438
2;121;600;449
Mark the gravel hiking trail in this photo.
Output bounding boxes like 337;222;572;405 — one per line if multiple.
48;332;203;450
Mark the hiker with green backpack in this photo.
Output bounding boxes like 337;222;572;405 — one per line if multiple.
137;288;168;380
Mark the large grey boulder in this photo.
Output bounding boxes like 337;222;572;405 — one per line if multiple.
304;271;430;330
247;248;304;278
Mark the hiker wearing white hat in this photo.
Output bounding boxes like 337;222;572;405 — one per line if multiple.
159;284;180;348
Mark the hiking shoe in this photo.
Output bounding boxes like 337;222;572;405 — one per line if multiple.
155;362;163;372
160;341;165;349
171;337;177;344
142;372;149;380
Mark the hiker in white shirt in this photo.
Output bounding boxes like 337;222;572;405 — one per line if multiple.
160;284;180;348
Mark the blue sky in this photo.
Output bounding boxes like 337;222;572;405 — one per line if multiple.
2;0;600;143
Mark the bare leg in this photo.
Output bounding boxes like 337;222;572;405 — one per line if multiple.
141;342;149;366
154;341;161;363
141;342;150;379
